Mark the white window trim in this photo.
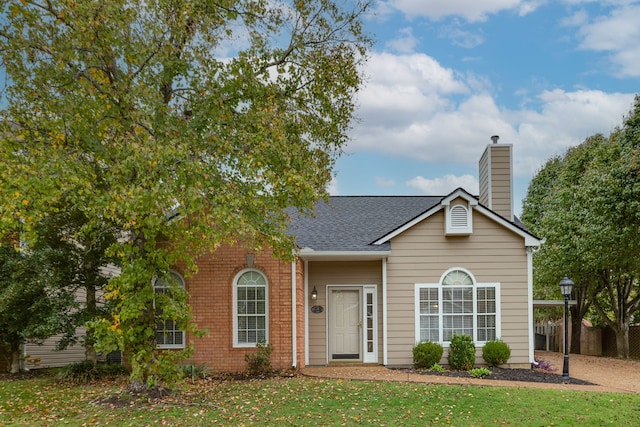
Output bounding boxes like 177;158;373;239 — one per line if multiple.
232;268;269;348
414;268;501;347
154;270;186;350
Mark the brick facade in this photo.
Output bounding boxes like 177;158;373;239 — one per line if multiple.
183;244;305;372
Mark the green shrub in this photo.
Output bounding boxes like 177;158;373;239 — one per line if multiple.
57;360;128;383
181;363;210;381
447;334;475;370
469;367;491;378
412;341;444;369
245;340;273;377
482;339;511;367
430;363;447;373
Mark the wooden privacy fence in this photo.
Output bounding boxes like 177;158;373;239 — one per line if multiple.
535;319;602;356
602;325;640;358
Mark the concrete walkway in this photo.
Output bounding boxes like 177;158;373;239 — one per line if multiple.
301;351;640;394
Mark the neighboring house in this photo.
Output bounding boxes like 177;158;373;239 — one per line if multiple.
178;140;542;372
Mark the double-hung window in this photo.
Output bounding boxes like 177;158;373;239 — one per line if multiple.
415;269;499;344
234;270;268;347
154;270;186;349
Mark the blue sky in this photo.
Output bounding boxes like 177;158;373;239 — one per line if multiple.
331;0;640;216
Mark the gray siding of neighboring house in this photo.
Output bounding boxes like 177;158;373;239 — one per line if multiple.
24;328;87;369
385;209;530;367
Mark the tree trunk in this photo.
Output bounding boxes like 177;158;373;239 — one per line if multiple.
615;323;630;358
85;344;98;365
85;282;98;366
9;342;21;374
570;312;582;354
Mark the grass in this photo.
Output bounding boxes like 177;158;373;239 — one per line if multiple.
1;371;640;426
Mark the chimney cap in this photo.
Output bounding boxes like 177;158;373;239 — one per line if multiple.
490;135;499;144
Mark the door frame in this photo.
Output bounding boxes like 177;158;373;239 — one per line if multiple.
325;284;378;364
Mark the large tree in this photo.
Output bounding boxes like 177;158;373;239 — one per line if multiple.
521;97;640;358
0;0;370;389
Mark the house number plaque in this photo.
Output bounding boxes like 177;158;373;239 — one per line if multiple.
310;305;324;313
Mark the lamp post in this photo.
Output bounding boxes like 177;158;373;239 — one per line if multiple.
559;276;574;380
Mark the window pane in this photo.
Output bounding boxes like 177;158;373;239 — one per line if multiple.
247;301;256;314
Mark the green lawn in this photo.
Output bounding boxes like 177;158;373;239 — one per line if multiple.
1;373;639;426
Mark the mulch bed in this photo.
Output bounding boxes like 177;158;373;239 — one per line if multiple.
396;367;594;385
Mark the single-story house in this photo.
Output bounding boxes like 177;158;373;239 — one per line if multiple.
176;140;541;371
16;140;540;372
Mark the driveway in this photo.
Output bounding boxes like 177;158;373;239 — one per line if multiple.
301;351;640;394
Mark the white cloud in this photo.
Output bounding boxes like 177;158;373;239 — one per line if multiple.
348;51;635;181
375;176;397;188
388;0;540;22
406;174;479;195
386;27;420;53
327;177;339;195
574;4;640;77
439;24;485;48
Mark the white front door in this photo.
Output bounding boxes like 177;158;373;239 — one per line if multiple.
329;289;361;360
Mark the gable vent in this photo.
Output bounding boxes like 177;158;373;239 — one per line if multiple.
450;205;468;227
445;204;472;235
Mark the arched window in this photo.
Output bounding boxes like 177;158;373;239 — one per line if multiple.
415;268;499;344
233;270;268;347
154;270;186;349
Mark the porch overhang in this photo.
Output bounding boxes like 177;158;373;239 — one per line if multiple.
297;248;391;261
533;300;577;307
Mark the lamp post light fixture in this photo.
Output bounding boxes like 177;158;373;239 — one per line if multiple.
559;276;574;380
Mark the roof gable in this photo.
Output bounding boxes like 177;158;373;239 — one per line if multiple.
288;190;541;255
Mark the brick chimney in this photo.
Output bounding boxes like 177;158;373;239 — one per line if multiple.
478;135;513;221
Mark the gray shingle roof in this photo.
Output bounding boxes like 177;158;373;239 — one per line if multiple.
288;196;443;252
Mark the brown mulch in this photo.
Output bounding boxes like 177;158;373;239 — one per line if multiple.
396;366;594;385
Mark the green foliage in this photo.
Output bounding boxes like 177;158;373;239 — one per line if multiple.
430;363;447;373
482;339;511;367
0;0;371;386
521;96;640;358
447;334;475;370
245;341;273;377
0;241;77;373
56;361;129;383
469;367;491;379
412;341;444;369
181;364;210;382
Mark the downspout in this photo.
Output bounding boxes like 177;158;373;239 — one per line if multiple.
382;257;388;366
304;259;309;367
291;260;297;369
527;247;535;365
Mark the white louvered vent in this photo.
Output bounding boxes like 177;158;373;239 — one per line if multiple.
450;205;468;227
446;204;472;235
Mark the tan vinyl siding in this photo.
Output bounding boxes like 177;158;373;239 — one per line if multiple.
307;261;382;366
386;210;530;367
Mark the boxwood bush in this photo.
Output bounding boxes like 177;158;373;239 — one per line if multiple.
412;341;444;369
482;339;511;367
447;334;475;370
